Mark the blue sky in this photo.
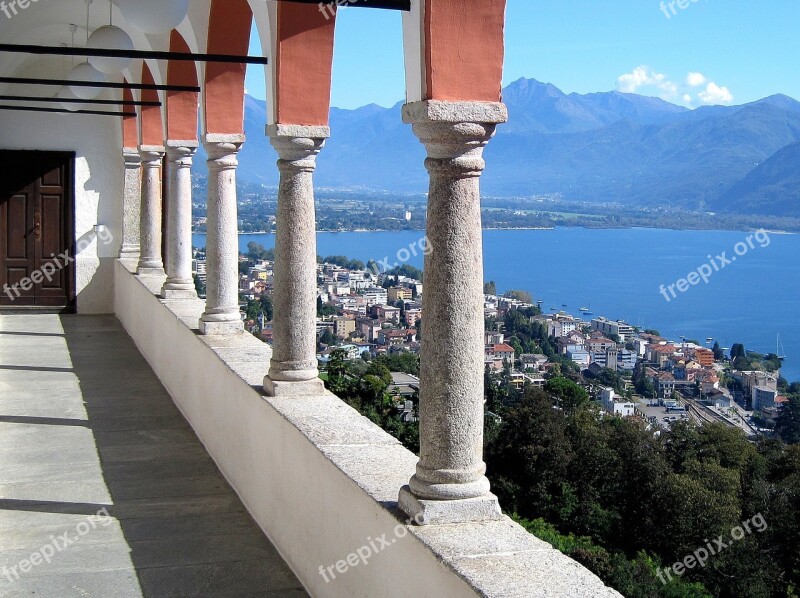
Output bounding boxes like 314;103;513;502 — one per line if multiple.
245;0;800;110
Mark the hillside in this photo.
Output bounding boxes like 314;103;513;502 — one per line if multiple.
194;81;800;217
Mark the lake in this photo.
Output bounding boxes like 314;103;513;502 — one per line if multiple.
193;228;800;382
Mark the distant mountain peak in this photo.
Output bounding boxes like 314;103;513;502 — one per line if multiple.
232;83;800;218
749;94;800;111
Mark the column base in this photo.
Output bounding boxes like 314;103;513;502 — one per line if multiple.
161;288;198;300
119;245;140;260
198;319;244;335
263;376;325;398
398;485;503;525
136;266;165;277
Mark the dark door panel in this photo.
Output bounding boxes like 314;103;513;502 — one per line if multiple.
0;151;74;309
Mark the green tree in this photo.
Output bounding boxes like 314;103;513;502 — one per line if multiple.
486;388;573;518
260;296;273;321
319;328;337;347
376;352;419;376
505;289;533;304
193;274;205;298
246;242;275;262
776;396;800;444
545;377;589;414
317;296;336;317
484;280;497;295
325;349;351;395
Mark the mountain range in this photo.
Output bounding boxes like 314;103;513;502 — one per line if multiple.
195;78;800;217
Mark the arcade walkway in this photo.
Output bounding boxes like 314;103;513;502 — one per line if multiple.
0;314;306;597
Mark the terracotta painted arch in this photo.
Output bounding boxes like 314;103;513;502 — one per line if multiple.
204;0;252;135
424;0;506;102
140;65;163;146
121;85;139;149
167;31;199;141
275;3;336;126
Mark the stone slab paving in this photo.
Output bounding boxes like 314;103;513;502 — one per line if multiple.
0;314;307;598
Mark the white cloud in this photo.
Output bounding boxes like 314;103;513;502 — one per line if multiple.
698;82;734;105
686;72;707;87
616;65;679;99
616;66;669;94
616;66;734;107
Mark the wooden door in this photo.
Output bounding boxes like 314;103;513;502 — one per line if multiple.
0;151;75;309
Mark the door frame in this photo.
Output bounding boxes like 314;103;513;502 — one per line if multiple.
0;150;76;313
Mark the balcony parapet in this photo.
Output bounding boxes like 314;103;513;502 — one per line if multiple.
114;259;622;598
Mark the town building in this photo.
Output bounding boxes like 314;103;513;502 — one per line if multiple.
591;317;635;342
388;286;413;302
332;316;356;339
693;348;716;367
362;287;388;306
520;353;549;372
600;388;636;417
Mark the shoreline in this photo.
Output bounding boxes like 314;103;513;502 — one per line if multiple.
191;225;796;236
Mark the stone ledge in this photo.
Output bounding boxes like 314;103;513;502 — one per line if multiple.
114;259;623;598
266;123;331;140
402;100;509;125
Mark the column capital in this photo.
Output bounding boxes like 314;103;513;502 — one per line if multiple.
402;101;507;178
123;147;142;168
165;142;197;167
204;139;243;170
268;124;329;172
139;146;165;164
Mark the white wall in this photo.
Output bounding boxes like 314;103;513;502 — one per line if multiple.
0;111;123;313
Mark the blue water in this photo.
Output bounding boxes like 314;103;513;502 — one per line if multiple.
193;228;800;382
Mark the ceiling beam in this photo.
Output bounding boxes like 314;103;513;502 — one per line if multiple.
0;94;160;107
280;0;411;9
0;43;269;65
0;104;135;117
0;76;199;93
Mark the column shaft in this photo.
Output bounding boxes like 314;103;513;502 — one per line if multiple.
137;147;165;275
199;138;244;335
119;148;142;259
398;101;507;525
264;125;329;397
162;142;198;299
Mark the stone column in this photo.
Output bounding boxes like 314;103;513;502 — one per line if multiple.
199;135;244;335
263;125;328;397
161;141;198;299
398;101;507;525
137;147;166;275
119;148;142;259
